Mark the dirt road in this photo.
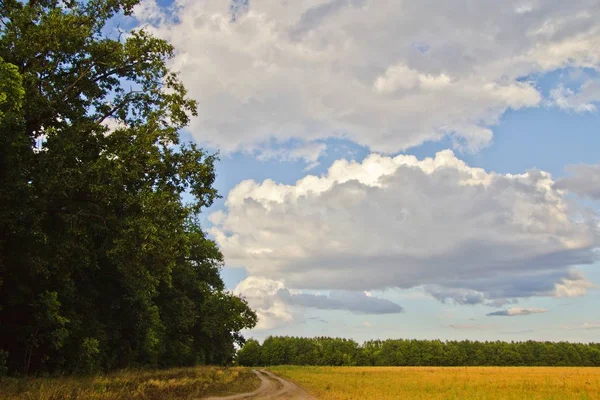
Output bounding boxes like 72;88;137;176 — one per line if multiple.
203;369;317;400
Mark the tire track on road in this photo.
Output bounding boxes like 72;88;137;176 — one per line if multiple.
202;369;317;400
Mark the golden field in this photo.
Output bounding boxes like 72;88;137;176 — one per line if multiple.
0;366;259;400
270;366;600;400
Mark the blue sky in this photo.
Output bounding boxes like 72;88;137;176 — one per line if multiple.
131;0;600;342
206;102;600;343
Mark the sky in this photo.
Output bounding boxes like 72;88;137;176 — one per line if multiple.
129;0;600;343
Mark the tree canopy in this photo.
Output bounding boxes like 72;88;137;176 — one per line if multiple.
0;0;256;375
237;336;600;367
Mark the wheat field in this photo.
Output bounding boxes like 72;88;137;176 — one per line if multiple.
270;366;600;400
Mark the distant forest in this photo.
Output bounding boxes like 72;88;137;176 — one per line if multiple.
237;336;600;367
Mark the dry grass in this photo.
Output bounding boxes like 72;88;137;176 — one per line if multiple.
270;366;600;400
0;366;259;400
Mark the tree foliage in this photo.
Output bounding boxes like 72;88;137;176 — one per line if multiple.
0;0;256;375
238;337;600;367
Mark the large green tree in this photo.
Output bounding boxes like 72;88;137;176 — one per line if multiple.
0;0;256;375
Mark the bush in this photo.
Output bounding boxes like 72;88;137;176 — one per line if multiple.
76;338;100;374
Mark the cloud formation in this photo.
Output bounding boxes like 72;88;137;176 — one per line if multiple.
555;164;600;199
550;79;600;113
233;276;294;330
212;151;598;305
135;0;600;156
487;308;548;317
278;289;404;314
253;140;328;170
234;276;403;329
425;286;486;305
553;269;598;297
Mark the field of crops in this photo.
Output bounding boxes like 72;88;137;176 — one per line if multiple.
0;366;259;400
270;366;600;400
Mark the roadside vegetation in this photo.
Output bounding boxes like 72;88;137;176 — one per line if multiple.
271;366;600;400
238;336;600;367
0;366;259;400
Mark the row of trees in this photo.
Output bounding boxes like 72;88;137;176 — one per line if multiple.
237;337;600;367
0;0;256;375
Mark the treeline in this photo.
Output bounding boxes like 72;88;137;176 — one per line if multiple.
0;0;256;375
237;337;600;367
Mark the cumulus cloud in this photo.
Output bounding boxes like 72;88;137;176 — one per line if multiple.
134;0;600;156
550;79;600;113
233;276;294;329
555;164;600;199
487;307;548;317
212;151;599;304
553;269;597;297
234;276;403;329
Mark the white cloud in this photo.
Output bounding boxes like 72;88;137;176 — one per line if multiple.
553;269;597;297
253;140;328;170
134;0;600;156
550;80;600;112
515;3;533;15
213;151;599;303
555;164;600;199
487;307;548;317
233;276;294;329
101;117;128;133
373;64;453;93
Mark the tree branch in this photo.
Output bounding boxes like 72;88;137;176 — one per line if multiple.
94;90;143;125
60;63;94;100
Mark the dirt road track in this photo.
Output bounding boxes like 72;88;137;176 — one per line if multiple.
203;369;317;400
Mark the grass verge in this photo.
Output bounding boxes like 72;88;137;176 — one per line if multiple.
0;366;259;400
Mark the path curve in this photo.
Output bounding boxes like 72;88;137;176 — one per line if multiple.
202;369;317;400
